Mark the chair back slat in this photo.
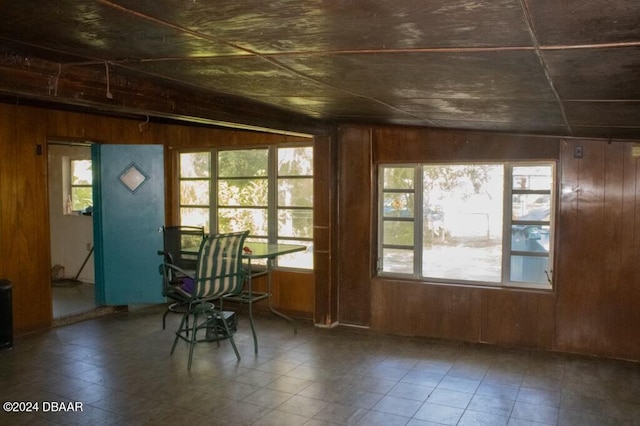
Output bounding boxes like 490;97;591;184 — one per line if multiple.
192;231;248;300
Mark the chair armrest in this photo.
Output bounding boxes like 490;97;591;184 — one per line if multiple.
163;263;194;278
161;262;195;300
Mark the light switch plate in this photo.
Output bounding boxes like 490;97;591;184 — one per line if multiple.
574;146;583;159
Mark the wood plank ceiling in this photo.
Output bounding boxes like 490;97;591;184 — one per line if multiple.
1;0;640;138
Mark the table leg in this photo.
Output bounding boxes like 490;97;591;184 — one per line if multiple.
266;258;297;334
246;259;259;354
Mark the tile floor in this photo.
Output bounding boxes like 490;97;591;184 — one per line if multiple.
1;304;639;425
51;282;96;319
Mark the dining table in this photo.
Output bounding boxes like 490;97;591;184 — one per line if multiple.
222;241;306;354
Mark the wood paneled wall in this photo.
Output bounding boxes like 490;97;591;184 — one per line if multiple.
4;101;638;361
337;126;374;326
556;139;640;359
338;125;640;361
0;104;52;334
313;134;338;326
0;104;316;334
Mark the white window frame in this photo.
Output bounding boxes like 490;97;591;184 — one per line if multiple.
378;161;555;289
67;158;93;214
178;144;313;270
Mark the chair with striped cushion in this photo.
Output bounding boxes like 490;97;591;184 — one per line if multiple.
166;230;249;369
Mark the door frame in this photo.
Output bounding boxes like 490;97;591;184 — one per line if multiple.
47;139;98;320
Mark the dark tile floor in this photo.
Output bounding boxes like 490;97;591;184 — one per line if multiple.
1;304;639;425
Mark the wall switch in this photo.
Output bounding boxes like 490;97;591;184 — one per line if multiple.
574;146;583;159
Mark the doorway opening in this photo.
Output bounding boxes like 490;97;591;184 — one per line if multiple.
48;141;97;319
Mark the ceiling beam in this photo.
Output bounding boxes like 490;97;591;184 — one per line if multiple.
0;53;328;137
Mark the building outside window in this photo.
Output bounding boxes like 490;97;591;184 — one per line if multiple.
379;162;554;289
179;145;313;269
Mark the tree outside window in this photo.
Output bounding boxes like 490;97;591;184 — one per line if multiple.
379;162;554;289
178;145;313;269
179;152;211;231
69;159;92;213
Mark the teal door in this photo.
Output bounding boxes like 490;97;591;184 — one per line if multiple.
92;144;165;305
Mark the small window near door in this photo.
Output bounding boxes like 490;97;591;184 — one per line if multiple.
67;159;93;214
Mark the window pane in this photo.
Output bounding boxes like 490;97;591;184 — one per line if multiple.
179;146;313;270
511;225;550;253
512;194;550;221
276;240;313;269
383;221;414;246
218;149;268;177
381;248;414;274
218;207;268;235
278;178;313;207
218;178;268;206
180;180;209;205
278;209;313;238
180;207;210;232
383;193;414;218
422;164;503;282
380;166;415;275
71;160;92;185
378;162;554;287
71;187;92;211
278;147;313;175
384;167;414;189
180;152;210;178
510;255;550;284
423;242;502;282
513;166;552;190
180;234;203;260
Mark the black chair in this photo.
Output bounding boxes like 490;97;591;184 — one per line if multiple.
159;226;205;329
164;231;249;369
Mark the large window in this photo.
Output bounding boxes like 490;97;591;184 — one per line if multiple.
379;162;554;289
179;145;313;269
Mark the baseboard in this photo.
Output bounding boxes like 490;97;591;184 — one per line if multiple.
314;321;340;329
53;305;126;327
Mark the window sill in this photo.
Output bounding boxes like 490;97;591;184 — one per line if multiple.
374;274;553;293
64;211;92;217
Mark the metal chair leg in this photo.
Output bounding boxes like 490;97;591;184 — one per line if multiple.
217;310;241;361
171;313;188;355
187;312;198;370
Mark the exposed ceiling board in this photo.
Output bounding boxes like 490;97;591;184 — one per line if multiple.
565;101;640;127
110;0;534;51
275;51;557;100
1;0;639;139
543;47;640;100
127;57;337;98
1;1;239;60
528;0;640;46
